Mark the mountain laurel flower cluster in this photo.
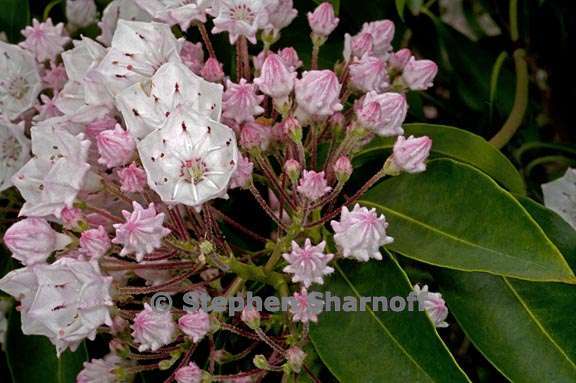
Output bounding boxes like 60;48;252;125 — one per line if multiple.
0;1;441;381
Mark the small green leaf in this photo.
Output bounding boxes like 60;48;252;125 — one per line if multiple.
5;310;88;383
355;123;526;194
0;0;30;43
310;256;470;382
395;0;406;20
360;159;574;282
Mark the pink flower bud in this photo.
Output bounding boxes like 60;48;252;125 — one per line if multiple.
117;163;147;193
355;91;407;136
349;54;389;93
278;47;303;71
279;116;302;141
343;32;373;60
85;115;117;140
284;159;301;183
360;20;395;55
61;207;83;229
240;121;271;150
333;156;352;182
402;58;437;90
307;2;339;37
132;303;176;352
96;124;135;168
200;57;224;83
180;41;204;74
389;48;412;71
79;225;111;259
286;347;307;373
295;70;343;119
329;112;345;131
4;218;71;265
223;79;265;124
241;306;261;329
229;155;254;189
254;53;296;102
389;135;432;174
297;170;332;201
175;362;202;383
178;310;210;343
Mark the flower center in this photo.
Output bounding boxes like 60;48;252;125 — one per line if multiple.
181;158;207;184
229;4;256;23
1;135;22;166
7;76;30;100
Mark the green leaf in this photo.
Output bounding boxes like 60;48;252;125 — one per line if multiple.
0;0;30;43
5;309;88;383
310;256;470;382
355;123;526;194
360;159;575;282
395;0;406;20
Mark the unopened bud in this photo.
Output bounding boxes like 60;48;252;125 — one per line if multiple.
241;306;261;329
284;159;301;184
333;156;353;182
253;354;270;370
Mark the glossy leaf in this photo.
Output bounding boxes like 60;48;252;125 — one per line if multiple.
0;0;30;43
355;123;526;194
360;159;574;282
310;256;470;382
5;310;88;383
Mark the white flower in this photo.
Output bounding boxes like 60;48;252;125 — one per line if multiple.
331;204;393;262
95;20;181;97
12;124;91;218
98;0;152;46
116;61;223;140
135;0;212;30
282;239;334;288
542;168;576;230
0;42;42;120
138;108;239;209
0;258;113;356
0;118;30;192
413;284;449;328
66;0;98;28
211;0;272;44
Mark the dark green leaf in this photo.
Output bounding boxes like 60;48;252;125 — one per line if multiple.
355;123;526;194
310;256;470;382
0;0;30;43
360;159;574;282
395;0;406;20
5;309;88;383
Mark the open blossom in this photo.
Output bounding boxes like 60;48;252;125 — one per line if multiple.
12;124;91;218
116;61;223;140
542;168;576;229
4;218;71;265
97;0;152;46
389;135;432;174
96;20;181;97
254;53;296;104
283;239;334;287
307;2;339;37
229;155;253;189
264;0;298;38
0;119;30;192
349;54;389;93
132;303;177;351
179;310;210;343
19;18;70;62
355;91;407;136
118;162;147;193
138;108;239;208
211;0;270;44
175;362;203;383
290;288;321;323
200;57;225;82
66;0;98;28
79;226;111;259
96;125;136;168
331;204;393;262
297;170;331;201
135;0;211;30
112;202;171;261
295;70;343;119
0;42;42;120
222;79;265;124
77;354;122;383
402;57;438;90
360;20;394;56
413;284;449;328
180;40;205;74
0;258;113;356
